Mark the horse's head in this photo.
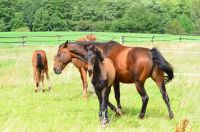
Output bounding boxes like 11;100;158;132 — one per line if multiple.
53;41;73;74
86;45;104;74
86;34;96;41
54;41;88;74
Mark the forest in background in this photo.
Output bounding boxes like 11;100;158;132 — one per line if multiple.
0;0;199;34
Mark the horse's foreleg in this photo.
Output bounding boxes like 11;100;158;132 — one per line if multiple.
113;82;122;115
79;68;88;99
94;87;102;119
135;81;149;119
101;87;109;128
45;70;52;90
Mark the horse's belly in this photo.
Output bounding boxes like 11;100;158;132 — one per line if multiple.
115;71;135;83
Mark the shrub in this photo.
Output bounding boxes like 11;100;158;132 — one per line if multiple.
13;26;30;32
164;19;184;34
74;20;95;31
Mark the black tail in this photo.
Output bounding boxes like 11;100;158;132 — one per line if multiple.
37;53;44;70
150;48;174;84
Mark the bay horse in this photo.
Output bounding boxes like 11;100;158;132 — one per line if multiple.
53;41;174;119
86;45;117;127
32;50;51;92
55;34;96;99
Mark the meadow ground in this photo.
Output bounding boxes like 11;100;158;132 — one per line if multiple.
0;33;200;131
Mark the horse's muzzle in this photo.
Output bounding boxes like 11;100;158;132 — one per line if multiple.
88;69;93;75
54;68;62;74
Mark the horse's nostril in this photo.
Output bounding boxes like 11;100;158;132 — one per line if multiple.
88;69;93;73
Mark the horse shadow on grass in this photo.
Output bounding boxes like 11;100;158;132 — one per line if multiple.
108;105;170;123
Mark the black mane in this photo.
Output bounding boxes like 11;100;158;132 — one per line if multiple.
95;48;104;62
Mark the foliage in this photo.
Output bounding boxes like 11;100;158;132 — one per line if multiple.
0;0;199;34
191;0;200;34
164;19;184;34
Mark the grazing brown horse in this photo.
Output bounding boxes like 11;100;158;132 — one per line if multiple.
86;45;118;127
78;34;96;42
53;41;174;119
32;50;51;92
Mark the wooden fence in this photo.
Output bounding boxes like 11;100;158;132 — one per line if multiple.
0;33;200;45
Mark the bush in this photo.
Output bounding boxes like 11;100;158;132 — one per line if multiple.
74;20;95;31
92;21;111;32
164;19;184;34
177;15;194;33
10;13;26;31
0;20;6;32
13;26;30;32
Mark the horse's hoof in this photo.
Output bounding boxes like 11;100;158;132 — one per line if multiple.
102;118;109;128
116;109;123;116
83;96;88;100
48;87;51;91
89;91;96;96
169;113;174;119
35;89;37;93
138;113;145;119
42;89;45;92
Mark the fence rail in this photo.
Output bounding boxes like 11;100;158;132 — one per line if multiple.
0;33;200;45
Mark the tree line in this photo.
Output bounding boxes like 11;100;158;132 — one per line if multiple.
0;0;199;34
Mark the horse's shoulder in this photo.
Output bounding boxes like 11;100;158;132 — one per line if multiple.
103;58;113;65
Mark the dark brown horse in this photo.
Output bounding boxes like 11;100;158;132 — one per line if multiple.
86;45;117;127
32;50;51;92
53;41;174;119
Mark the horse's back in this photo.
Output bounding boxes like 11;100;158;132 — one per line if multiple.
107;46;153;83
32;50;48;69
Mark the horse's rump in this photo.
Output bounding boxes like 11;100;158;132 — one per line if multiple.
36;53;44;70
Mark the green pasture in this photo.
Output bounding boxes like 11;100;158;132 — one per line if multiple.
0;35;200;131
0;32;200;46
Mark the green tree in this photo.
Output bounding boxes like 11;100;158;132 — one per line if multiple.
0;0;18;31
10;12;25;31
115;4;161;33
191;0;200;33
22;0;42;31
177;15;194;33
32;0;72;31
0;20;6;31
164;19;184;34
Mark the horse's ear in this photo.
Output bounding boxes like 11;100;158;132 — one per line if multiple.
65;40;69;44
63;40;69;48
92;45;96;51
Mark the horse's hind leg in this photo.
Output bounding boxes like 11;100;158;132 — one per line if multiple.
41;71;45;92
34;69;39;92
135;81;149;119
152;68;174;119
45;69;51;90
79;68;88;99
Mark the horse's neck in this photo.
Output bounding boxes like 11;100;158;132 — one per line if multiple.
93;57;103;79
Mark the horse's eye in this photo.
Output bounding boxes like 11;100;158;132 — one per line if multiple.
57;54;60;57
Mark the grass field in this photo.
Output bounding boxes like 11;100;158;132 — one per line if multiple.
0;32;200;131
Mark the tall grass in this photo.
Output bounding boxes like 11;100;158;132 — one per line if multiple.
0;41;200;131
